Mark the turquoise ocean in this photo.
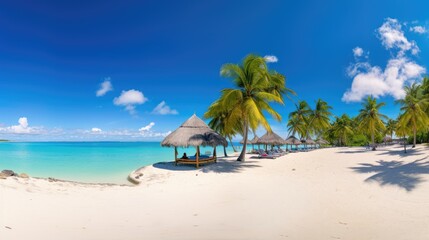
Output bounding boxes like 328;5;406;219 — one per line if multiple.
0;142;240;184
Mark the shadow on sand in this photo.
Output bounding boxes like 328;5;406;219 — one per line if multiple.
376;146;426;157
153;159;261;174
338;145;427;157
350;157;429;191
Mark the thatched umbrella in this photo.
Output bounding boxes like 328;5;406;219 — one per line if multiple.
383;135;392;142
285;135;300;150
250;135;260;150
305;137;316;149
161;114;227;167
316;138;329;146
239;138;250;144
257;131;285;151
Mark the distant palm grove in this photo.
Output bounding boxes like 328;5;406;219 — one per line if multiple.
204;54;429;160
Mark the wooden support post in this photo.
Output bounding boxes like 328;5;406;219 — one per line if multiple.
196;146;200;168
174;147;178;166
213;147;217;163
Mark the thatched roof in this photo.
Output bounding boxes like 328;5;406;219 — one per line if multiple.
284;136;301;145
304;137;316;144
161;114;228;148
316;138;329;145
250;135;260;144
239;138;250;144
257;131;285;145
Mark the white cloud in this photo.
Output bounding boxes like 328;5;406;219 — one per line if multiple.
96;78;113;97
410;26;427;34
0;117;43;134
113;89;148;114
377;18;419;56
343;18;426;102
91;128;102;133
343;57;425;102
139;130;172;138
152;101;178;115
353;47;364;57
139;122;155;132
264;55;278;63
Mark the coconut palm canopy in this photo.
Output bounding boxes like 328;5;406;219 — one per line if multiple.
285;135;301;145
161;114;228;148
250;135;260;144
257;131;285;145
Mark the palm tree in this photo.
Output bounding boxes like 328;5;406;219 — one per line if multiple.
204;100;240;156
206;54;291;161
308;99;333;137
420;76;429;96
331;114;353;146
289;100;311;139
384;119;396;140
396;83;429;148
396;115;411;153
287;116;306;138
356;96;387;150
419;76;429;143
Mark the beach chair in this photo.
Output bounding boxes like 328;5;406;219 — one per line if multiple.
258;151;277;159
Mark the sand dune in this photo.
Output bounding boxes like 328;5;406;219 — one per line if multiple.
1;145;429;240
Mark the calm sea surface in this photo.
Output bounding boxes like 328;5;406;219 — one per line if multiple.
0;142;237;184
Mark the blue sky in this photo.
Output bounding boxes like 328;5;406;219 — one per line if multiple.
0;0;428;141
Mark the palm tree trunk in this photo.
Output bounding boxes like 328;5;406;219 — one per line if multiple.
413;126;416;148
223;146;228;157
237;121;248;161
228;136;238;152
371;132;376;151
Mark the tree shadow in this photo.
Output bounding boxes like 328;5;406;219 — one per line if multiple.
350;157;429;191
152;159;261;174
153;162;201;171
376;147;426;157
201;160;261;173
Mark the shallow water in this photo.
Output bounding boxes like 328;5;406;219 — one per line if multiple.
0;142;236;184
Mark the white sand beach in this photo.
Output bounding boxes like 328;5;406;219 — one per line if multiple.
1;145;429;240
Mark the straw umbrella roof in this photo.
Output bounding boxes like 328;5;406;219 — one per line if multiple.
316;138;329;145
239;138;250;144
305;137;316;144
161;114;227;148
250;135;260;144
285;135;301;145
383;135;392;142
257;131;285;145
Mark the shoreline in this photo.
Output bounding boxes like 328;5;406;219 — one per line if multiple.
0;145;415;186
1;151;243;187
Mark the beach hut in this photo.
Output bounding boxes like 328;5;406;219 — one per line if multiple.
257;131;285;151
285;135;301;151
161;114;228;168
